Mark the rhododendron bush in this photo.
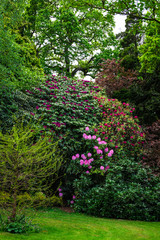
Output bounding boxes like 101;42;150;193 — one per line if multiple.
27;75;145;159
63;127;160;221
94;96;145;157
25;75;160;221
27;75;103;155
70;151;160;221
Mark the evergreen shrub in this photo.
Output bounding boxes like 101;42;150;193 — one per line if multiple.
72;152;160;221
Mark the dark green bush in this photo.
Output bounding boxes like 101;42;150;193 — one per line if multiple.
72;153;160;221
0;81;37;132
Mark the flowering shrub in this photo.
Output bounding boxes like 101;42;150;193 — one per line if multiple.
71;151;160;221
93;95;145;158
64;126;113;203
27;75;103;155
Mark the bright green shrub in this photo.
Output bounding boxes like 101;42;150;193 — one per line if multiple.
0;119;62;221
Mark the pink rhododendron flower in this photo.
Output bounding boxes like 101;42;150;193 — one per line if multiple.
100;166;104;170
85;127;89;131
80;160;84;165
105;166;110;171
88;135;92;140
86;171;90;174
97;149;103;154
100;156;103;159
88;165;92;169
84;135;88;139
59;193;63;197
87;153;92;157
94;146;99;150
83;133;87;138
76;154;80;158
110;150;114;155
58;188;62;192
108;152;112;157
84;160;89;165
70;200;74;204
97;137;101;141
81;154;86;159
72;156;76;160
92;135;96;140
104;148;108;152
73;195;76;199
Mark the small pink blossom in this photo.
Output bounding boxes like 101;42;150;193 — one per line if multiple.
105;166;110;171
59;193;63;197
94;146;99;150
72;156;76;160
85;127;89;131
76;154;80;158
70;200;74;204
73;195;76;199
108;152;112;157
80;160;84;165
84;160;89;165
97;137;101;141
104;148;108;152
88;135;92;140
58;188;62;192
97;149;103;154
81;154;86;159
92;135;96;140
110;150;114;155
83;133;87;138
87;153;92;157
88;165;92;169
100;166;104;170
86;171;90;174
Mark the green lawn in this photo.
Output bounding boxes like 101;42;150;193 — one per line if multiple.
0;208;160;240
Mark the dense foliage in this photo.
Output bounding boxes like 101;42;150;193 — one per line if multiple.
0;120;62;221
142;120;160;175
0;0;160;230
72;152;160;221
95;59;138;97
27;75;103;157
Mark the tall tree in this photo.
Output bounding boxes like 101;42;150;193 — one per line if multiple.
0;0;44;90
24;1;116;77
66;0;160;25
117;14;143;71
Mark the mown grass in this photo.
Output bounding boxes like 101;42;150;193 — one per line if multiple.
0;208;160;240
